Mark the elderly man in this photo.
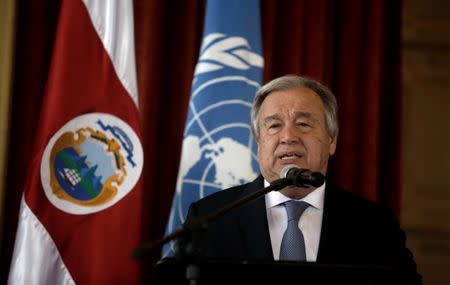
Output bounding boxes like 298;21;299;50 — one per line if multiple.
183;75;421;283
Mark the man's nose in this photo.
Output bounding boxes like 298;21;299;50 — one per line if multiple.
280;125;299;144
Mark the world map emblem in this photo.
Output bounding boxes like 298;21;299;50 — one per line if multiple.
165;32;264;241
40;113;143;215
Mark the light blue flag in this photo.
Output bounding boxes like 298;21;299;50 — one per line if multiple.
163;0;264;257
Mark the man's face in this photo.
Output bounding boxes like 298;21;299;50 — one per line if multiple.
257;87;337;182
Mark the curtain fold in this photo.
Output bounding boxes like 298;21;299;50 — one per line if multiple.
261;0;402;209
0;1;62;281
0;0;17;252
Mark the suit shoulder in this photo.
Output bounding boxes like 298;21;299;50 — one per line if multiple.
199;183;248;203
189;182;251;216
327;186;397;219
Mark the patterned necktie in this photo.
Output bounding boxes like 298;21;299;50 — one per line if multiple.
279;200;310;261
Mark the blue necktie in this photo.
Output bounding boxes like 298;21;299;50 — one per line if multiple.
279;200;310;261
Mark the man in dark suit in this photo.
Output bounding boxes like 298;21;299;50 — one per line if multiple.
183;75;421;283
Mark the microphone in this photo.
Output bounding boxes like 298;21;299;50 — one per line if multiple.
280;164;325;187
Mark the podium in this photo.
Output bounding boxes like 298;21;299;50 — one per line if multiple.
152;258;402;284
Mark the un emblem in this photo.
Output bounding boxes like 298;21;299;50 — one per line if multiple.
167;32;263;236
40;113;143;215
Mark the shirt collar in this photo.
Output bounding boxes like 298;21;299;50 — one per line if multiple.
264;179;325;210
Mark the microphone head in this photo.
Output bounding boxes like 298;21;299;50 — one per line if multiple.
280;164;299;179
308;172;325;187
279;164;325;187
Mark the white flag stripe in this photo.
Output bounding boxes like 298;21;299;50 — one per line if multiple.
8;196;75;285
82;0;139;106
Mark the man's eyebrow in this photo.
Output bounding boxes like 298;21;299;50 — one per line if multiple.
294;111;312;118
262;112;320;124
263;114;281;124
294;111;319;123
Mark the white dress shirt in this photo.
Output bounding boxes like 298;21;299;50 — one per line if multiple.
265;180;325;261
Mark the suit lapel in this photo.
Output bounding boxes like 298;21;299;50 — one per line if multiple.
237;176;274;260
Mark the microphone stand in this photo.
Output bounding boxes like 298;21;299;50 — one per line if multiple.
133;178;295;284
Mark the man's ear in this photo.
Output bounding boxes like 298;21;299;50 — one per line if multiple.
329;135;337;156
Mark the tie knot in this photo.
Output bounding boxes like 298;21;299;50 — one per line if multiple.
284;200;310;222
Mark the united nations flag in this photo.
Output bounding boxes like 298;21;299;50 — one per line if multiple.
163;0;264;257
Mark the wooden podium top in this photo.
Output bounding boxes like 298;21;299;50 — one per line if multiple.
152;258;401;285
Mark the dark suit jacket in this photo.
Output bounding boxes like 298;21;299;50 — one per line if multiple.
185;175;421;284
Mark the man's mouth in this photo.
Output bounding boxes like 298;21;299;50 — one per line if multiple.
278;152;302;160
